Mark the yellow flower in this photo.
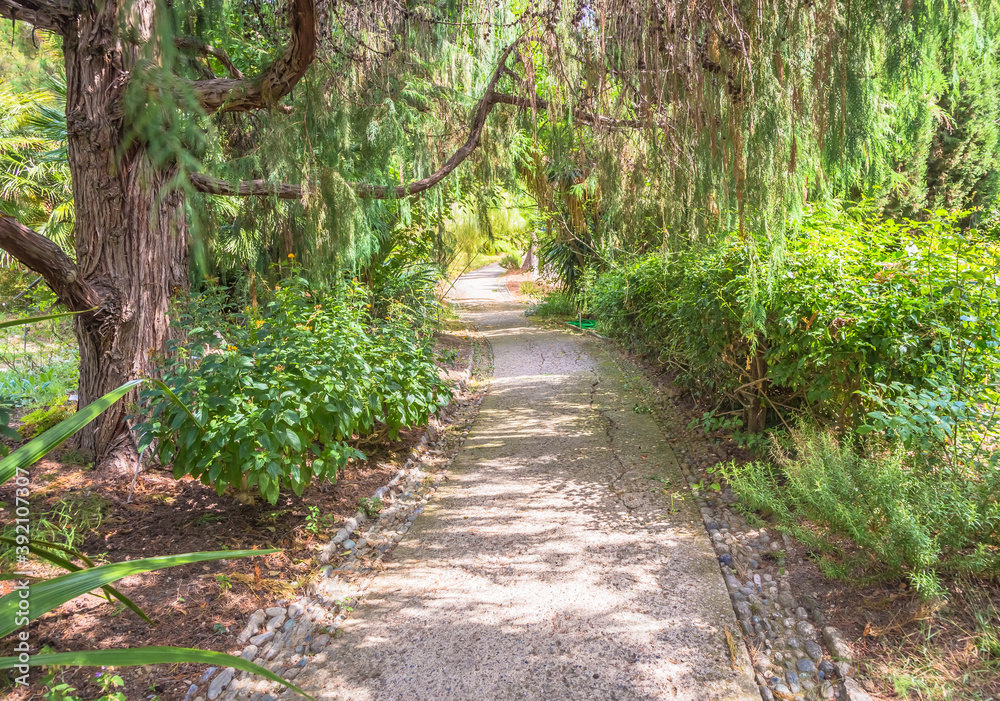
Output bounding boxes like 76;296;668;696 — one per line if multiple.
227;345;238;352
287;253;295;260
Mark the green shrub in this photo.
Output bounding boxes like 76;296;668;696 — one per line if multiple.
531;291;577;317
587;203;1000;443
518;280;543;298
136;271;452;504
19;404;73;439
720;426;1000;596
0;313;305;695
499;252;522;270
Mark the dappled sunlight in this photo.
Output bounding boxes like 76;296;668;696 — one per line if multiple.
305;265;757;701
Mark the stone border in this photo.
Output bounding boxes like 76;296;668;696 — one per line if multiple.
180;334;490;701
591;333;867;701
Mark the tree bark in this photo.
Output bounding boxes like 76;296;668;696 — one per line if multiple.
62;0;190;470
0;0;317;472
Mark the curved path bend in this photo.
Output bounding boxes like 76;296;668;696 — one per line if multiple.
310;264;758;700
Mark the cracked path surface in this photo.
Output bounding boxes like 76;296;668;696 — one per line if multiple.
308;264;758;700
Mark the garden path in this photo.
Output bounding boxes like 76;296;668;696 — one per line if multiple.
307;264;758;700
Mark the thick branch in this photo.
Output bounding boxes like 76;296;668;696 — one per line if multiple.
174;36;244;79
0;216;103;311
188;41;658;203
351;40;520;199
189;173;303;199
190;40;521;201
192;0;315;114
0;0;75;34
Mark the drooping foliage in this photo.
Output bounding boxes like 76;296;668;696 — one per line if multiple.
105;0;997;293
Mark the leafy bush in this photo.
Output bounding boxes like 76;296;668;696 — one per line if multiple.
137;271;452;504
530;291;577;317
587;203;1000;444
720;427;1000;596
0;318;306;696
499;253;522;270
19;404;73;438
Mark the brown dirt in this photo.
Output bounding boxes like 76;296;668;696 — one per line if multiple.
0;329;474;701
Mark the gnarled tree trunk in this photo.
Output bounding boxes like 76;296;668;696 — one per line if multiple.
60;2;189;469
0;0;317;471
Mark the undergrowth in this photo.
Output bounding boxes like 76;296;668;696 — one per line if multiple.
719;427;1000;597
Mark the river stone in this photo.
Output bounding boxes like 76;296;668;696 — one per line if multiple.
206;667;234;700
310;633;331;653
249;631;274;646
823;626;854;661
237;609;267;644
796;658;817;674
241;644;258;660
785;670;800;693
796;620;817;638
777;592;797;609
265;607;286;617
843;678;874;701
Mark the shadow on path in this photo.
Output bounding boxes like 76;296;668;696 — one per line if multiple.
303;264;759;701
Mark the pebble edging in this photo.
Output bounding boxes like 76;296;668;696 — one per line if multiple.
179;336;489;701
582;328;870;701
674;424;867;701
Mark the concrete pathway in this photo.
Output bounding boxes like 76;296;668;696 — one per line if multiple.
310;264;758;700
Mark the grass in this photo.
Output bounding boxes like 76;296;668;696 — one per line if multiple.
530;290;577;317
868;596;1000;700
0;492;109;566
518;280;543;299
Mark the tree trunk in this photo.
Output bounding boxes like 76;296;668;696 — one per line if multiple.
0;0;322;471
520;231;537;273
743;339;769;434
64;1;189;471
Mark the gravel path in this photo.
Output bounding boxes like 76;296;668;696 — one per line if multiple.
302;264;759;701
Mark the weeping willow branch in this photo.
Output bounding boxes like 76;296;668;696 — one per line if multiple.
191;0;316;114
190;37;670;202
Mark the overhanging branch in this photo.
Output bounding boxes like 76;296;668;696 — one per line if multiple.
189;173;303;199
188;40;662;203
174;36;244;79
0;0;75;34
191;0;316;114
0;216;103;312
